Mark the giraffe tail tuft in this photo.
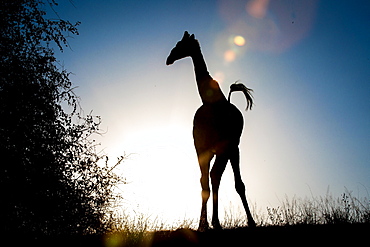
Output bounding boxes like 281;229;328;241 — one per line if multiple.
228;81;254;111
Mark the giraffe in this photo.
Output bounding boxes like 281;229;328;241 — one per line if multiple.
166;31;256;231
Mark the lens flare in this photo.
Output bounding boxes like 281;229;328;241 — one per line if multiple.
234;35;246;46
218;0;318;53
246;0;270;19
214;71;225;83
104;232;126;247
224;50;236;62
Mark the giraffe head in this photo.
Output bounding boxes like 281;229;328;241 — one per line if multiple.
166;31;200;65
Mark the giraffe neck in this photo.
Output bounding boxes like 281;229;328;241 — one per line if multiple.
191;51;226;104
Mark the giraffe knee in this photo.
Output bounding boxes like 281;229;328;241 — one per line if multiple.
200;176;210;200
210;169;217;184
235;180;245;195
201;189;210;201
210;167;222;186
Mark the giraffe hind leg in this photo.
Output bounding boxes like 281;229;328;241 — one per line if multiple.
229;147;256;227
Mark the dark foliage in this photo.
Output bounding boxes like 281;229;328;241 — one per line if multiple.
0;0;122;236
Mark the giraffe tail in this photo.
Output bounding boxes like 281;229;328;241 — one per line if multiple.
227;81;254;111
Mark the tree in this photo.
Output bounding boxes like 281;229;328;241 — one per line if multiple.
0;0;123;236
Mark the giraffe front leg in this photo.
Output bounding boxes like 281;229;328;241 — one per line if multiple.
199;188;210;231
210;154;228;230
197;151;212;232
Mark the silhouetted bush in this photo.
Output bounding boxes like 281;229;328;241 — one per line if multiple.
1;0;123;236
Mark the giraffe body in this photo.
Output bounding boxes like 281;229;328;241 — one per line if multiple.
193;102;243;156
166;31;256;231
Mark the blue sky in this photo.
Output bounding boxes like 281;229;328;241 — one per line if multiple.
54;0;369;224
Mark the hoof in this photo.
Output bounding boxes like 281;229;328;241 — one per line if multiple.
248;218;256;228
198;221;209;232
212;220;222;231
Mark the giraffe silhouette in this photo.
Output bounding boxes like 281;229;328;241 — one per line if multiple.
166;31;256;231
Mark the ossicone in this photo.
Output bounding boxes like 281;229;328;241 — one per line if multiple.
182;31;195;40
182;31;190;40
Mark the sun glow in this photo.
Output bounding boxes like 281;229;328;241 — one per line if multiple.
112;123;246;228
116;125;201;226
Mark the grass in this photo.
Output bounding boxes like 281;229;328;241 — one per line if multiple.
264;190;370;226
97;189;369;246
212;189;370;228
29;190;370;246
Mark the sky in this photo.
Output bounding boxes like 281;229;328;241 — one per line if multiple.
53;0;369;226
